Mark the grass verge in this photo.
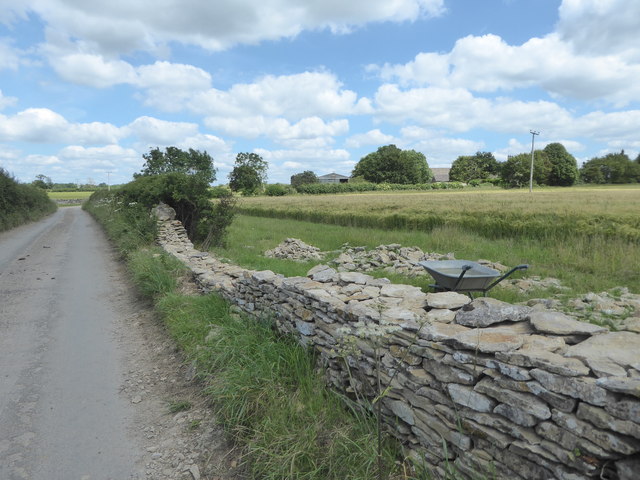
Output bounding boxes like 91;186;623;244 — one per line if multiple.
84;190;426;479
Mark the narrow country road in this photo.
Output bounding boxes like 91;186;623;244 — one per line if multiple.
0;207;237;480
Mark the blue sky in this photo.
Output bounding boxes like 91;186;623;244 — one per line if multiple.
1;0;639;186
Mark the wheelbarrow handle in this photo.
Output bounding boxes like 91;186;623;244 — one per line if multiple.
452;264;473;291
485;264;529;293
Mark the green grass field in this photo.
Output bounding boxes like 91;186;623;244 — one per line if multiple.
238;185;640;242
212;185;640;298
48;191;94;200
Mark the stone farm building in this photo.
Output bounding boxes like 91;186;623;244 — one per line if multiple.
431;168;451;182
318;173;350;184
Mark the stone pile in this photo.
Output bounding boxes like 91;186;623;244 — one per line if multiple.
156;210;640;480
331;243;455;276
264;238;324;261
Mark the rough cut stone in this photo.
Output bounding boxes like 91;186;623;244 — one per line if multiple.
497;349;590;377
447;383;496;412
337;271;373;285
552;410;640;455
475;378;551;420
308;265;337;282
529;310;608;336
596;377;640;398
425;308;455;324
455;297;532;327
152;202;176;220
493;403;538;427
426;291;471;310
577;403;640;439
388;399;415;426
565;331;640;369
452;327;525;353
530;369;615;406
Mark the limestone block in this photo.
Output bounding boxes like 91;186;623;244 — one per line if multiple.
426;291;471;310
535;421;614;459
387;399;415;426
493;403;538;427
529;310;608;336
496;349;590;377
309;265;337;283
447;383;496;412
577;403;640;439
423;358;475;385
460;410;542;444
526;381;576;413
295;320;315;336
380;307;421;325
455;297;532;327
426;308;456;323
596;377;640;398
552;409;640;455
565;331;640;369
588;358;628;378
452;327;525;353
475;378;551;420
530;368;616;406
418;322;470;342
605;399;640;423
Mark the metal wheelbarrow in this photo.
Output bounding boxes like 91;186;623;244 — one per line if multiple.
418;260;529;297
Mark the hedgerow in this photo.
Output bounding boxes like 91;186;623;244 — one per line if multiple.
0;168;57;232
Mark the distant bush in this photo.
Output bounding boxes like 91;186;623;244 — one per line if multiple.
0;168;57;232
265;183;293;196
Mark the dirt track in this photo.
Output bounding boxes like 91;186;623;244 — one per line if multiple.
0;207;238;480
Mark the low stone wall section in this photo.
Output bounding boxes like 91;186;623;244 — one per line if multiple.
154;206;640;480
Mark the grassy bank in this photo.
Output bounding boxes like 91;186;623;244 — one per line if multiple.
84;191;417;479
0;168;57;232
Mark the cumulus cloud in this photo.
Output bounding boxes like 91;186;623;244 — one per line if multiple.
192;71;369;120
125;116;200;145
345;129;395;148
25;0;444;55
373;7;640;105
0;108;122;144
0;89;17;110
206;115;348;148
255;147;352;180
557;0;640;59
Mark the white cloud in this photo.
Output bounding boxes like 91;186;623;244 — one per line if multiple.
27;0;445;56
558;0;640;59
0;108;124;144
345;129;395;148
374;29;640;105
126;116;199;145
0;89;17;110
255;147;352;181
193;71;367;120
51;53;137;87
0;38;21;70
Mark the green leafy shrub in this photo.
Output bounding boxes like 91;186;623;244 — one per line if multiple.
265;183;292;196
0;168;57;232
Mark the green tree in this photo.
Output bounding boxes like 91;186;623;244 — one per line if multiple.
32;174;53;190
449;152;499;183
228;152;268;195
580;151;640;184
500;151;551;188
290;170;318;189
351;145;432;184
543;143;579;186
134;147;216;184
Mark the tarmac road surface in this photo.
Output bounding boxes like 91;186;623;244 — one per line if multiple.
0;207;144;479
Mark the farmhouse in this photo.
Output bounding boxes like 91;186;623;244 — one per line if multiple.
431;167;451;182
318;172;349;184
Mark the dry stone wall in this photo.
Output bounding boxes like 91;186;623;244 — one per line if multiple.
153;204;640;480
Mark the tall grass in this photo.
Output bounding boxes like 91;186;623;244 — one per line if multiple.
238;186;640;242
211;215;640;296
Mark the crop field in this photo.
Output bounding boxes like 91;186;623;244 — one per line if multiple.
48;191;94;200
213;185;640;298
238;186;640;242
